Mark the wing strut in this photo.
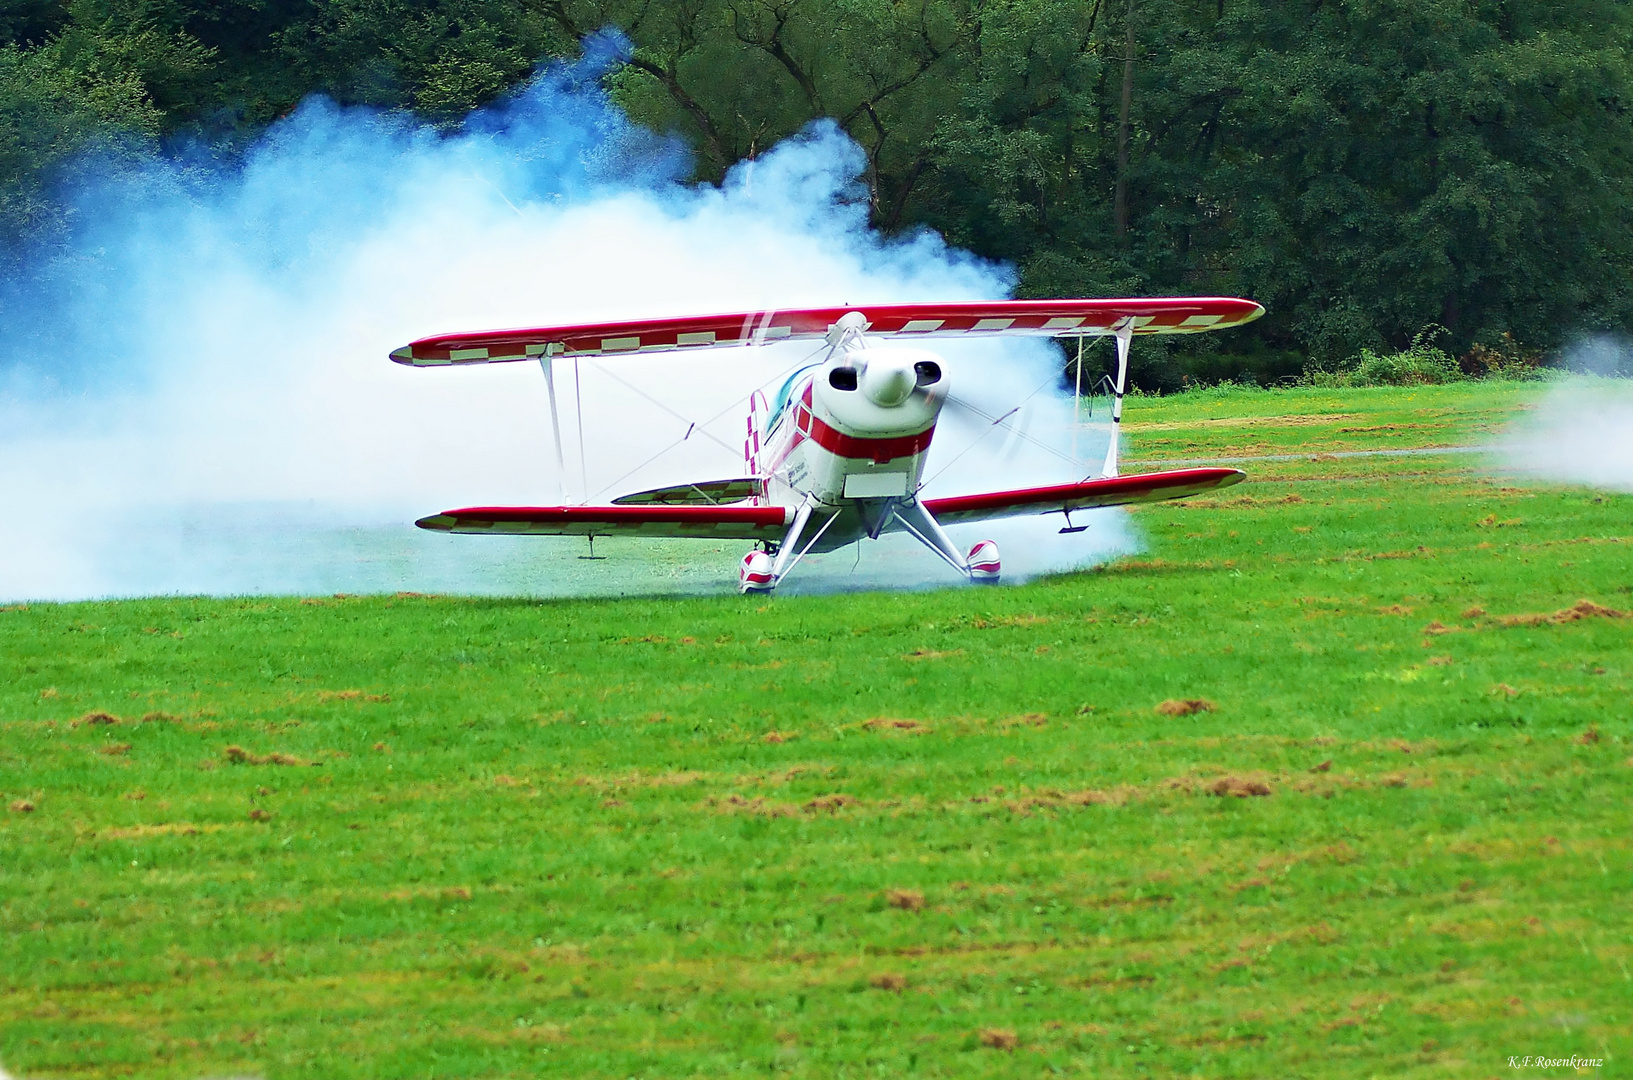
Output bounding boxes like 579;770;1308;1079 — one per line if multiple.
538;358;568;500
1072;336;1085;468
1100;321;1133;479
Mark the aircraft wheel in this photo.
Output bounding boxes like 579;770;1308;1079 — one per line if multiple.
967;540;1001;583
739;550;775;593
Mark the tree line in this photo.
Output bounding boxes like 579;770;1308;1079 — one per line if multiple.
5;0;1631;380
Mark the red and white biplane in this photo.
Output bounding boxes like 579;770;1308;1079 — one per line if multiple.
390;298;1261;592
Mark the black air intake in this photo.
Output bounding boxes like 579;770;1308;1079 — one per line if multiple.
828;367;859;390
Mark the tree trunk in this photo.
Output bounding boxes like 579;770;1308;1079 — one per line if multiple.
1113;0;1135;241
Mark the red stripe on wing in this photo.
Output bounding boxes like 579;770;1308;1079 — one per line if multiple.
390;298;1265;366
418;504;793;539
924;468;1245;525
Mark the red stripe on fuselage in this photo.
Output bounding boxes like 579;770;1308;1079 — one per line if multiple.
763;381;936;472
799;406;934;464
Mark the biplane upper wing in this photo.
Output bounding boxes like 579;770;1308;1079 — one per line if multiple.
415;503;793;540
923;468;1245;526
389;298;1264;367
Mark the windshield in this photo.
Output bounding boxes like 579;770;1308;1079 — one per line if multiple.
766;364;820;434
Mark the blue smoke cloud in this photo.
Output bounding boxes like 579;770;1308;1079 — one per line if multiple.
3;32;683;395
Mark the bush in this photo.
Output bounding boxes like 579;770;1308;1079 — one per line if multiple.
1460;333;1548;379
1352;344;1462;385
1301;327;1463;387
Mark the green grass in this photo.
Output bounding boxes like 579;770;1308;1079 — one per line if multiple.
3;380;1630;1078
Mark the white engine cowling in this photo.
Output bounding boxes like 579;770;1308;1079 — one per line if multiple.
739;550;775;593
967;540;1001;583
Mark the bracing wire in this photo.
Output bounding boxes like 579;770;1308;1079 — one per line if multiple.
945;383;1082;467
584;345;827;502
920;372;1081;492
583;357;743;459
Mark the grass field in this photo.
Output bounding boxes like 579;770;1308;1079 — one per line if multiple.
2;380;1629;1079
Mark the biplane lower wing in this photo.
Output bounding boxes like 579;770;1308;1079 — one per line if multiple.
415;504;794;540
923;468;1245;526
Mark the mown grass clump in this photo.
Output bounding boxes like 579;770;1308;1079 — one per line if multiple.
1;381;1629;1078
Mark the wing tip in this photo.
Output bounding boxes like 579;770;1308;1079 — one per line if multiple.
415;514;456;531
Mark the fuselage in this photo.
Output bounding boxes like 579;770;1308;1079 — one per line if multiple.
756;341;948;552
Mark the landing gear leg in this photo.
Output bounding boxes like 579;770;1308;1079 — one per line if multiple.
893;502;1002;584
892;500;966;577
739;503;839;593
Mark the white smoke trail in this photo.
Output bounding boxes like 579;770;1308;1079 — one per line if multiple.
1496;340;1633;492
0;37;1130;602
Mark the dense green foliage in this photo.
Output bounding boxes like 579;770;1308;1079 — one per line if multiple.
0;40;152;251
3;381;1630;1076
4;0;1633;363
593;0;1633;362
